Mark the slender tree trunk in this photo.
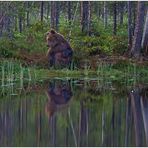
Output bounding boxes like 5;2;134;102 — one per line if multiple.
67;1;72;24
26;1;30;26
0;14;4;37
46;2;50;21
7;16;12;39
40;1;44;22
15;16;17;31
133;2;137;35
130;2;145;58
81;1;91;35
0;3;13;38
0;4;4;38
128;1;132;50
116;2;120;25
98;7;101;19
101;2;104;21
19;15;22;33
50;1;56;29
104;1;107;28
55;2;60;31
50;1;59;30
120;2;124;25
142;9;148;55
113;2;117;35
23;17;25;31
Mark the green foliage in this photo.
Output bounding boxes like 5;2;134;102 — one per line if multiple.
12;22;50;54
0;13;129;61
58;15;128;58
112;59;132;69
0;38;17;58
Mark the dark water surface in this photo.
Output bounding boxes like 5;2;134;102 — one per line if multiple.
0;79;148;147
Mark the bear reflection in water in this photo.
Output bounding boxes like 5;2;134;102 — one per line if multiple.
45;81;73;119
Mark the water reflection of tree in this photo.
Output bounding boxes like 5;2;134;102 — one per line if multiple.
141;88;148;146
78;100;89;147
127;86;148;147
98;85;148;147
0;79;148;147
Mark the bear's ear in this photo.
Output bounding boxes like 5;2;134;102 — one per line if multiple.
45;31;49;36
50;29;56;34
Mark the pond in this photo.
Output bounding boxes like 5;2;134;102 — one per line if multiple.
0;78;148;147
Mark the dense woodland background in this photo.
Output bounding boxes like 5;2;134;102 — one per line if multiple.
0;1;148;63
0;3;148;144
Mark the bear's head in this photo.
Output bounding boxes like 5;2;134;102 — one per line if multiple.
46;29;66;48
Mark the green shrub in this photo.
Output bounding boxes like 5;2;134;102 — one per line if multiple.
0;38;17;58
0;17;128;60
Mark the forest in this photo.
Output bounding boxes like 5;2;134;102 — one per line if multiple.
0;1;148;76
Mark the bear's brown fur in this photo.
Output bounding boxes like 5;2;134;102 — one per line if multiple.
46;29;73;67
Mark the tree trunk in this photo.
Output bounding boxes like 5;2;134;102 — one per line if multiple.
55;2;60;31
0;3;13;38
103;1;107;28
50;1;56;29
46;2;50;21
101;2;104;21
81;1;91;35
19;16;22;33
132;2;137;35
0;14;4;37
7;16;13;39
67;1;72;24
142;9;148;55
128;1;132;50
40;1;44;22
26;1;30;26
23;16;26;30
130;2;145;58
14;16;17;31
50;1;59;30
120;2;124;25
116;2;120;25
113;2;117;35
98;7;101;19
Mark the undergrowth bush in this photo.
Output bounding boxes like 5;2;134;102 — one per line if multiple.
0;38;17;58
0;16;128;60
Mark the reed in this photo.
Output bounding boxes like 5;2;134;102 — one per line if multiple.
0;60;37;90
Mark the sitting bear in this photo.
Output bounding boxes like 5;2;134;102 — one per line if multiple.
46;29;73;68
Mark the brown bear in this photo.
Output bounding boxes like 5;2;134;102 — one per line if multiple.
46;29;73;68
